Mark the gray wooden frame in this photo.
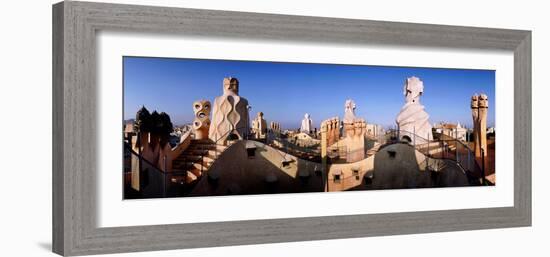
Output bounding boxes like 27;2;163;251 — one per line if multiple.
52;1;531;256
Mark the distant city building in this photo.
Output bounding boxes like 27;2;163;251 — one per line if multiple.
366;123;384;138
433;122;467;141
300;113;313;134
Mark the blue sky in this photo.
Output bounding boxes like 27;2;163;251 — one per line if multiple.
124;57;495;130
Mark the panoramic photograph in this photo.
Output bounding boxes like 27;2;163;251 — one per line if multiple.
122;57;496;199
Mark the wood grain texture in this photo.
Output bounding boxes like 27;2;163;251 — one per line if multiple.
52;1;532;256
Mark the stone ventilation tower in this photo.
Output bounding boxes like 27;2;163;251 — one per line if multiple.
320;120;329;176
395;76;433;143
471;95;480;157
208;77;250;145
252;112;267;139
301;113;313;134
270;121;281;133
342;99;366;162
325;117;340;147
192;100;211;140
471;94;488;170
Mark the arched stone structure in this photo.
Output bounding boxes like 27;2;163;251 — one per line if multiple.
252;111;267;139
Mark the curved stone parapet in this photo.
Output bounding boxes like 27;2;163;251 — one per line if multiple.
370;143;470;189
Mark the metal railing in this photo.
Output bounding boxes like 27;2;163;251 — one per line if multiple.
124;143;190;198
211;125;251;159
383;129;485;182
124;125;259;198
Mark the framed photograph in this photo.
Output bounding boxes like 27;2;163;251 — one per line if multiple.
53;1;531;256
